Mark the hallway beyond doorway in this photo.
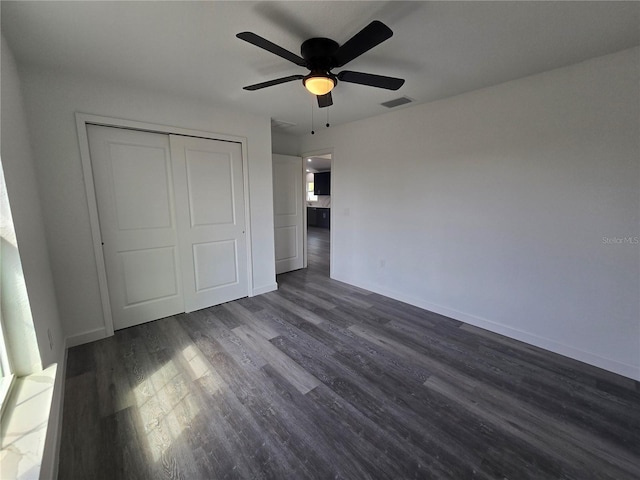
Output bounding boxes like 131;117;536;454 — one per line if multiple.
306;226;329;277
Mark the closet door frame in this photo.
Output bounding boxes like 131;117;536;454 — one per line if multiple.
76;113;254;337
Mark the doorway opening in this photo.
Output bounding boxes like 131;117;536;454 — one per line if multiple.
304;152;332;277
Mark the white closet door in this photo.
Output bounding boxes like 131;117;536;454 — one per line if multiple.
170;135;248;312
272;154;304;274
87;125;184;330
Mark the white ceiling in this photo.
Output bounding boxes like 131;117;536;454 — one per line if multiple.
306;154;332;172
2;1;639;136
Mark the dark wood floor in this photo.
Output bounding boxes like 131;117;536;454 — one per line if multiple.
59;226;640;479
306;226;330;276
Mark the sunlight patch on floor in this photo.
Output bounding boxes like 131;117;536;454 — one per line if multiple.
133;358;199;463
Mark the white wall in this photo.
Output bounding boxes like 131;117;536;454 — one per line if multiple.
18;65;277;344
1;35;66;479
272;131;300;156
0;36;64;371
300;47;640;380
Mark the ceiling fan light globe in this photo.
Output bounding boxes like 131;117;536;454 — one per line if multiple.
304;76;335;96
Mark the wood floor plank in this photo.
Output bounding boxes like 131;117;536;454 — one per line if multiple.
274;305;433;385
271;333;492;478
173;316;312;479
106;407;151;480
231;325;321;395
119;330;202;480
352;318;640;477
191;309;268;371
276;281;338;311
94;335;134;417
222;301;280;340
424;375;639;479
58;372;101;479
182;324;336;478
382;315;640;449
278;271;369;301
59;227;640;480
262;365;418;480
305;281;375;309
257;291;326;326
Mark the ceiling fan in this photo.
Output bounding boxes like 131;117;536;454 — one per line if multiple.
237;21;405;108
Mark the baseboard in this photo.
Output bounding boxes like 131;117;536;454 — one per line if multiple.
340;276;640;382
65;327;107;348
251;283;278;296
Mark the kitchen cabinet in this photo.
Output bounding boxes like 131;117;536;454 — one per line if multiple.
307;207;317;226
314;172;331;195
307;207;330;229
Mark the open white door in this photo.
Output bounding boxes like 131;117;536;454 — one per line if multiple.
170;135;248;312
87;125;184;329
273;154;304;274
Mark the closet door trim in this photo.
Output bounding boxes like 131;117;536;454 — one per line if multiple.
76;113;253;338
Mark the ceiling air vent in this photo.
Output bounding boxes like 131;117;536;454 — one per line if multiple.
271;118;297;129
381;96;413;108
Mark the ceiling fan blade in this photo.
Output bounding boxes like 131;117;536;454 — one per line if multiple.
237;32;306;67
243;75;304;91
317;92;333;108
334;21;393;68
337;70;404;90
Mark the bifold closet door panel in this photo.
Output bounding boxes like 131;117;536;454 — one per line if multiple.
169;135;249;312
87;125;184;330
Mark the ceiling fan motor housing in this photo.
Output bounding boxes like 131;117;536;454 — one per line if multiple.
301;38;340;71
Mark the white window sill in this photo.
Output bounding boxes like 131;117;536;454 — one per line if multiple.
1;364;57;480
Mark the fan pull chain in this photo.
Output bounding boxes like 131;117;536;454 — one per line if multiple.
311;95;315;135
326;107;330;128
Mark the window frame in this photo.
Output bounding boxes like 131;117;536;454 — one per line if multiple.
0;310;15;417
